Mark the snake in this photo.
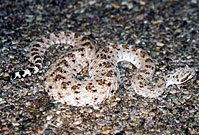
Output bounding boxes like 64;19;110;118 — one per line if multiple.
10;31;196;108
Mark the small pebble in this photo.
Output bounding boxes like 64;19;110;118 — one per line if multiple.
111;3;120;9
156;42;164;47
1;126;9;131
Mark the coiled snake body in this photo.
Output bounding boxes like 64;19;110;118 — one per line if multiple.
10;31;196;107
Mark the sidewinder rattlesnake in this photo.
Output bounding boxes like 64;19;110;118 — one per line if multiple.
10;31;196;108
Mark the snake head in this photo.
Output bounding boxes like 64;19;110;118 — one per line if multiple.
166;65;196;88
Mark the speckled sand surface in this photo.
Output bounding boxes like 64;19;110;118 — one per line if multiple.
0;0;199;134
